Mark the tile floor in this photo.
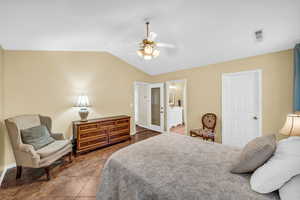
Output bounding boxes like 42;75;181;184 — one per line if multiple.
0;130;160;200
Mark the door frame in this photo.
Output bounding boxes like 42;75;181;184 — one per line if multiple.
148;82;165;132
166;79;188;135
133;81;150;134
221;69;262;144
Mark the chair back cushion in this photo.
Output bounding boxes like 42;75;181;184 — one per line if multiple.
5;114;42;150
201;113;217;131
21;125;55;150
11;115;41;130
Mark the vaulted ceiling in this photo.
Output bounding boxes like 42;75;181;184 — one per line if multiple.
0;0;299;75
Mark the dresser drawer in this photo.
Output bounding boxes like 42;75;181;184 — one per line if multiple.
109;124;129;134
116;118;130;125
73;115;131;155
78;136;108;150
78;123;100;133
109;128;130;138
99;120;116;128
78;129;107;140
109;134;130;144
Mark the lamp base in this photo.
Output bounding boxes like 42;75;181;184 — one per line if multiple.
79;108;89;121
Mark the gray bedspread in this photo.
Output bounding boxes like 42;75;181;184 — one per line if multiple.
97;134;279;200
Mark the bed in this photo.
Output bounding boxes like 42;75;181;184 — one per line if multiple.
96;134;279;200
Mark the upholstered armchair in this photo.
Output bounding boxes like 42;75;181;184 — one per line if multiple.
5;114;72;180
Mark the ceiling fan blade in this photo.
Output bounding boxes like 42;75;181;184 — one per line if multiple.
156;42;176;48
148;32;157;41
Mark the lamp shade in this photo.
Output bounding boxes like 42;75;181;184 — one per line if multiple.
75;95;90;107
279;114;300;136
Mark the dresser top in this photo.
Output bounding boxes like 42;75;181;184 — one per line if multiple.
72;115;130;125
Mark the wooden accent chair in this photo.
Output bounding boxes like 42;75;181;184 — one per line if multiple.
5;115;72;180
190;113;217;142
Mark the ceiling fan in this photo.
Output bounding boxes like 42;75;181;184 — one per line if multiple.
137;21;175;60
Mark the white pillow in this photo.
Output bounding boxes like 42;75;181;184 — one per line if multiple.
279;174;300;200
250;136;300;193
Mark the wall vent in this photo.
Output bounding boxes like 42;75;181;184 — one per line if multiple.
255;30;263;42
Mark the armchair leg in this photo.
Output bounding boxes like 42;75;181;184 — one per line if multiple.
68;152;73;163
44;167;51;181
16;166;22;179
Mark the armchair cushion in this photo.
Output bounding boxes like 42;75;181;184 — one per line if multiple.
190;128;203;136
191;128;213;137
21;125;55;150
37;140;71;158
51;133;65;140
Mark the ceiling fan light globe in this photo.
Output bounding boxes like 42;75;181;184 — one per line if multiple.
153;49;160;57
137;50;143;57
144;55;152;60
144;45;153;54
136;22;161;59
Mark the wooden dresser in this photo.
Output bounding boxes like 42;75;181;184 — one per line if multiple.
72;115;130;154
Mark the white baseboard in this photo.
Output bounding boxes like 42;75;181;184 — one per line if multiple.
0;163;16;187
136;124;167;133
135;123;149;129
130;132;136;136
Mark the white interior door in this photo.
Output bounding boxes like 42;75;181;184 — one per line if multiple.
222;70;262;148
149;83;164;132
135;82;149;127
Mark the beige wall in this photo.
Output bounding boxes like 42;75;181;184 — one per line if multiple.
0;46;4;171
152;50;293;143
0;49;294;168
3;50;151;166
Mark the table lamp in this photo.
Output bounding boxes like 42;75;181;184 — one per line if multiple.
75;95;90;121
279;114;300;136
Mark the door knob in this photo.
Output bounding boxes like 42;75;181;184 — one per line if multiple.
253;116;258;120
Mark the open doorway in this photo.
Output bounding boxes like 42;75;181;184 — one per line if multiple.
134;80;187;135
166;80;187;135
134;81;165;134
134;82;150;134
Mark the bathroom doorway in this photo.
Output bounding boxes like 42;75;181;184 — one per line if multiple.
166;80;187;135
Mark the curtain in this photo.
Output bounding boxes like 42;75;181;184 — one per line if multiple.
294;43;300;111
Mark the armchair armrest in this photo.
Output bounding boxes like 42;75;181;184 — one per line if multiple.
19;143;39;157
51;133;65;140
17;143;41;167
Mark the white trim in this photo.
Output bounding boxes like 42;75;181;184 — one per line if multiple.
137;123;164;133
133;81;150;134
221;69;262;145
258;70;263;137
134;81;149;86
130;131;136;136
221;69;262;76
0;163;16;187
135;123;150;130
135;124;167;134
